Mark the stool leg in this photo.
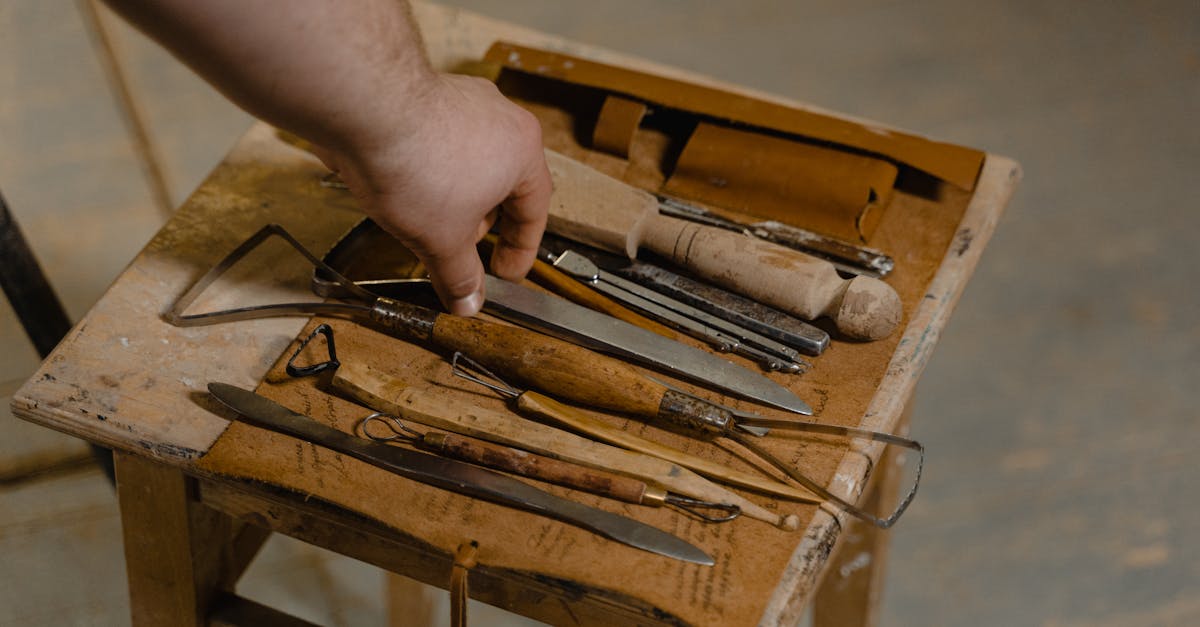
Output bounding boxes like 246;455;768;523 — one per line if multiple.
812;403;912;627
385;572;439;627
115;451;246;626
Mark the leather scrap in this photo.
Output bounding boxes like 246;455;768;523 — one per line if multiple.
486;42;984;191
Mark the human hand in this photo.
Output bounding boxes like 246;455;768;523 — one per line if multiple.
101;0;547;316
314;74;552;316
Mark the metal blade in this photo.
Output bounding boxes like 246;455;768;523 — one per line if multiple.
208;383;713;565
482;277;813;415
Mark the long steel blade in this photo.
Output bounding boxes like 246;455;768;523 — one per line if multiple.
482;277;813;415
208;383;713;565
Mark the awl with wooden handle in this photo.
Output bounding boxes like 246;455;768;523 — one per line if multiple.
544;150;902;341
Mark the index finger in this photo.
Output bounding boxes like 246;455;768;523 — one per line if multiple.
490;155;552;281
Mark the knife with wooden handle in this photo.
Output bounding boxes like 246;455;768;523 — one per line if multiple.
544;149;902;341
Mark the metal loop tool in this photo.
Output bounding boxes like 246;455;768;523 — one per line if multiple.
358;402;739;524
453;351;922;529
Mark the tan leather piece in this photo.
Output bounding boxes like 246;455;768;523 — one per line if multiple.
486;42;985;191
665;122;899;242
591;95;647;158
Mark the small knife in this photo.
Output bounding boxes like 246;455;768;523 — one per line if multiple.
208;382;714;565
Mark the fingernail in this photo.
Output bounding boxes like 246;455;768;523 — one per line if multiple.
449;289;484;317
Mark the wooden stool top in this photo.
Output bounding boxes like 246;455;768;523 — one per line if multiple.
11;4;1019;625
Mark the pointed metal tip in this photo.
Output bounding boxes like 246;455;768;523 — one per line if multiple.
759;393;813;416
656;540;714;566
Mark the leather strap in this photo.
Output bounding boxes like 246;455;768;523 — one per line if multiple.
450;540;479;627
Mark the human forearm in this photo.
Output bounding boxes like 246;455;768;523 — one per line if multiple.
102;0;433;154
104;0;552;316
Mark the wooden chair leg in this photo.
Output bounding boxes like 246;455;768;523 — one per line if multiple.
115;451;269;626
812;404;912;627
386;572;440;627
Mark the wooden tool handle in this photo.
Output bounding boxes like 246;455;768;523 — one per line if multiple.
526;258;683;340
330;361;792;529
421;433;657;505
518;392;816;513
430;315;667;418
545;149;659;259
542;148;900;340
640;214;902;341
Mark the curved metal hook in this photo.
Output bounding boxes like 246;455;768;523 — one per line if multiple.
357;412;424;443
285;323;340;377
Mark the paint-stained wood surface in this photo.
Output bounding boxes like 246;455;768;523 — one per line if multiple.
10;3;1018;625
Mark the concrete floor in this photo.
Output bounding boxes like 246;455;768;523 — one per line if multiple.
2;1;1197;625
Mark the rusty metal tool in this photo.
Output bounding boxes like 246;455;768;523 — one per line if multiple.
545;247;810;372
614;260;830;357
208;382;714;564
543;149;902;341
539;232;830;357
656;194;895;279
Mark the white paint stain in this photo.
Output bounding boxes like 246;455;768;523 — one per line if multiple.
180;377;195;388
119;337;130;348
839;551;872;578
834;472;857;495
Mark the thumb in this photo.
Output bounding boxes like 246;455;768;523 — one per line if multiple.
421;243;486;317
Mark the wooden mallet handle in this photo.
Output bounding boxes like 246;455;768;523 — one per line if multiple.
544;149;902;341
640;215;902;341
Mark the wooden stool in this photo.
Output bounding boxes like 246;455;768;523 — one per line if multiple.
11;5;1019;625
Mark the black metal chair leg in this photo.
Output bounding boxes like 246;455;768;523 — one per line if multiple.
0;188;115;484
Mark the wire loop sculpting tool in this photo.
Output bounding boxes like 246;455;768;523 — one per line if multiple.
328;359;800;529
358;412;740;523
455;353;922;529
